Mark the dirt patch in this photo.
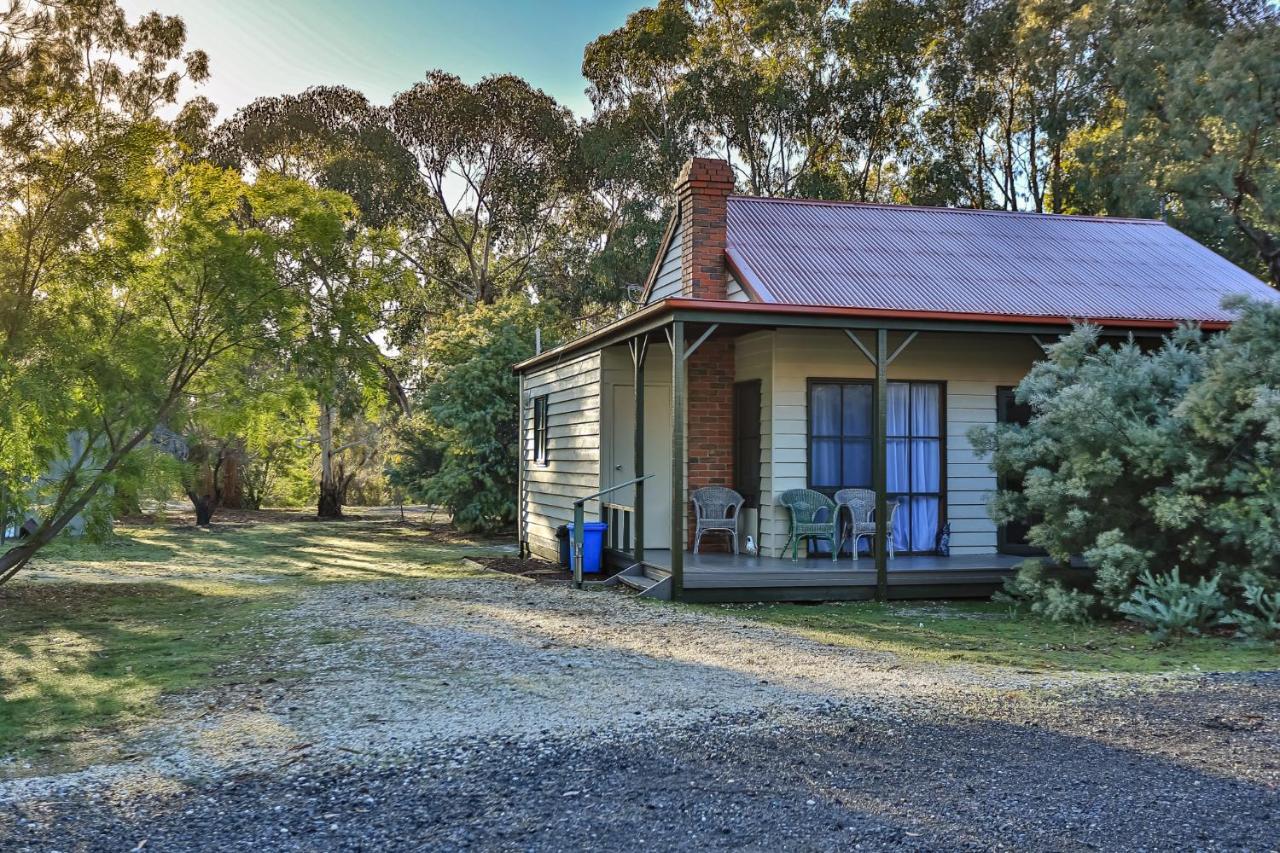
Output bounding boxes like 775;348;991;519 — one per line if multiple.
388;521;511;545
467;554;573;583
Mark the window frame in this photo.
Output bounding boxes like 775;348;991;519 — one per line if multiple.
532;394;550;466
805;378;948;556
995;385;1045;556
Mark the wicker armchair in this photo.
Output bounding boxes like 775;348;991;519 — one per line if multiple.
690;486;745;554
834;488;899;561
778;488;839;562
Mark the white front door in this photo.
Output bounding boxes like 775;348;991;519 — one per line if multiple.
608;382;672;549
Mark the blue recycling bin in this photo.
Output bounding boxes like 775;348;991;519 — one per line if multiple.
567;522;607;574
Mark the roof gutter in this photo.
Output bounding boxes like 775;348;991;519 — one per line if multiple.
514;297;1229;374
662;298;1233;331
513;299;675;372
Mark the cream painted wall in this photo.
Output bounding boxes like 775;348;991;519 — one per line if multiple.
761;329;1042;558
601;345;675;549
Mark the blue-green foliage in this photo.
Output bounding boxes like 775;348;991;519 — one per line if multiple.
973;299;1280;622
1222;575;1280;642
1116;569;1227;639
996;559;1096;624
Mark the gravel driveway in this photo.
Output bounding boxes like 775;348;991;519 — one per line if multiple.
2;570;1277;851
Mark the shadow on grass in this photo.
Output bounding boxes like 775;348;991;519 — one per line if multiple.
0;581;280;762
1;515;513;766
706;600;1278;674
27;519;506;585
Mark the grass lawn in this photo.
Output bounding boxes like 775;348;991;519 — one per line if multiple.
0;514;497;766
712;599;1277;674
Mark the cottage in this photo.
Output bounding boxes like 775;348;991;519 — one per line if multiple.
514;157;1276;603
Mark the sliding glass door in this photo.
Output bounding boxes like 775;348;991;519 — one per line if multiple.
808;380;944;554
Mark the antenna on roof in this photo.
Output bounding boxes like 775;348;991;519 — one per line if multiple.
626;283;644;303
535;327;542;355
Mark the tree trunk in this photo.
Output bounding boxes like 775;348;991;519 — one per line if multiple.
1050;144;1063;214
1231;210;1280;286
219;443;246;509
188;492;215;526
317;402;343;519
318;483;342;518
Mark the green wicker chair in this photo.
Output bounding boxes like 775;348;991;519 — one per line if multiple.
778;488;840;562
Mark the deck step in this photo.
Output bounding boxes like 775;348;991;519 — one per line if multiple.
617;572;660;593
643;565;671;582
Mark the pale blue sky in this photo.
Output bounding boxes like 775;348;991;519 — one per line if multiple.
119;0;646;120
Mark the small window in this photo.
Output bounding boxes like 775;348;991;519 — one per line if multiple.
532;395;549;465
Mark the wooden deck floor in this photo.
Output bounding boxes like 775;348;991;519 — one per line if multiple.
618;548;1059;602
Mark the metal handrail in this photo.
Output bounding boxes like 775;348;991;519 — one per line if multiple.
572;474;654;587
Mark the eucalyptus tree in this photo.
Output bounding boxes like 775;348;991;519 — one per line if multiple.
211;88;420;516
1014;0;1098;213
209;86;419;230
1071;0;1280;283
909;0;1098;212
911;0;1022;209
211;86;419;415
388;71;579;308
582;0;933;202
259;176;409;518
684;0;848;197
579;0;700;311
582;0;700;197
827;0;934;202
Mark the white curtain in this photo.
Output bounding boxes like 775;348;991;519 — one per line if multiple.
888;383;941;552
810;384;841;490
908;383;941;552
885;383;909;551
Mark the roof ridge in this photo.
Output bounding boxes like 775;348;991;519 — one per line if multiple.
727;194;1164;225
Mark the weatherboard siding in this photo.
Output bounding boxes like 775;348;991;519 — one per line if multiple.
647;219;686;303
522;352;602;561
734;332;774;552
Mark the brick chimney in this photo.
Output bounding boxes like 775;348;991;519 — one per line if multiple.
675;157;734;300
673;158;737;550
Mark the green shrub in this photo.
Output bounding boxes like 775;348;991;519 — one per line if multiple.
1221;574;1280;642
394;297;553;532
972;299;1280;621
1116;569;1227;640
997;560;1096;624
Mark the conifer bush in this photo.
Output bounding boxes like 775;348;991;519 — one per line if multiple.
972;299;1280;627
1222;575;1280;642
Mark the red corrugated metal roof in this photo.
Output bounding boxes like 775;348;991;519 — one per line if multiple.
725;196;1277;323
